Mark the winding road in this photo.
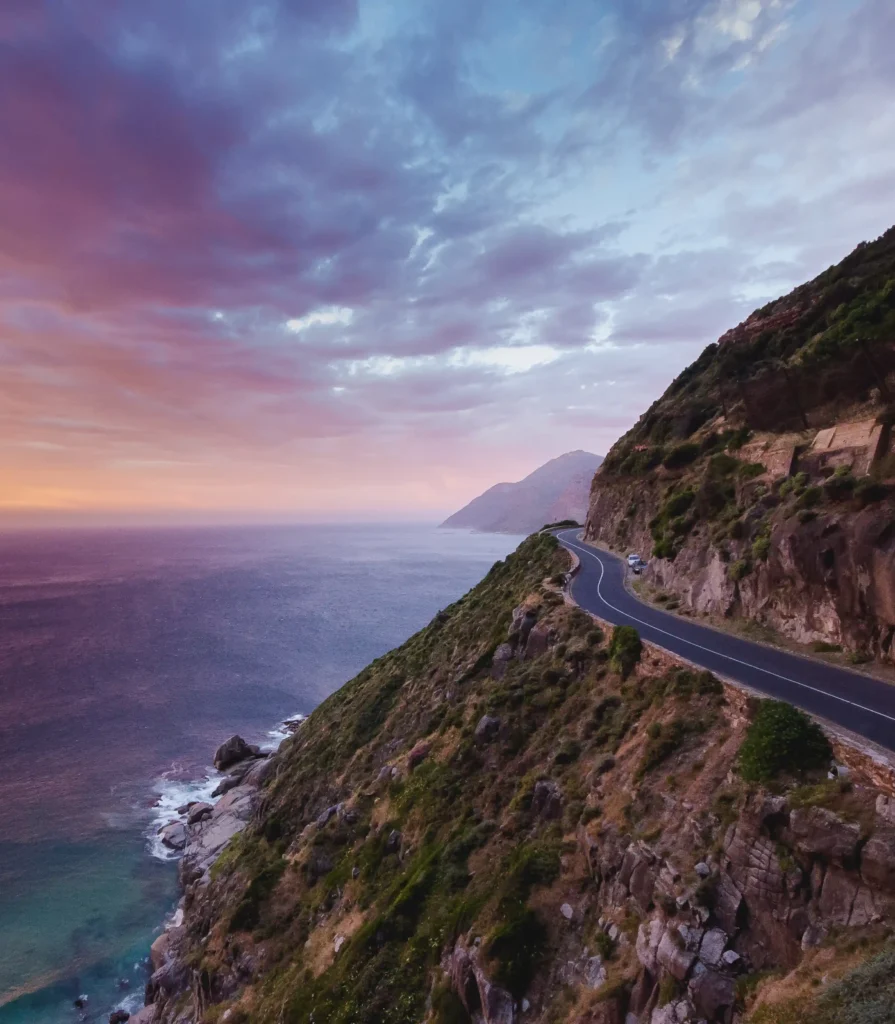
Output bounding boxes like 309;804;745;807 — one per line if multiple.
555;529;895;754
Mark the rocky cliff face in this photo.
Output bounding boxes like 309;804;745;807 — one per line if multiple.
133;533;895;1024
585;229;895;664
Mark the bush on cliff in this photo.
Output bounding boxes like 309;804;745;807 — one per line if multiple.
608;625;642;679
738;700;832;782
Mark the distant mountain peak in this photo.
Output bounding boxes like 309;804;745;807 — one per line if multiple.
441;450;604;534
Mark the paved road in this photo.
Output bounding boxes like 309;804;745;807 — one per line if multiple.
556;529;895;753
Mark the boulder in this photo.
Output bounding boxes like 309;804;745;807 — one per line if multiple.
407;742;431;770
316;803;344;827
649;999;693;1024
689;966;735;1019
158;821;187;851
531;779;563;820
559;953;606;990
618;845;656;912
187;802;213;825
860;824;895;891
213;735;255;771
474;715;501;744
510;605;538;641
386;829;402;853
788;806;861;863
524;621;554;660
697;928;727;967
713;872;744;934
721;949;742;970
656;927;696;981
491;644;515;680
149;931;170;971
109;1012;130;1024
636;918;664;974
241;754;276;788
211;766;250;798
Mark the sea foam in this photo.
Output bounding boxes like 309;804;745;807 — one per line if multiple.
146;768;221;861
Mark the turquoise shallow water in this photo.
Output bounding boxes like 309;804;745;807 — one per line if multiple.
0;523;522;1023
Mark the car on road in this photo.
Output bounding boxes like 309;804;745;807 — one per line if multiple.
627;553;641;566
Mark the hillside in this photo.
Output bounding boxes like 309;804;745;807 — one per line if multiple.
586;227;895;665
441;451;603;534
135;533;895;1024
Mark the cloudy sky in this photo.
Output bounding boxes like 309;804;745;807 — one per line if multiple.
2;0;894;522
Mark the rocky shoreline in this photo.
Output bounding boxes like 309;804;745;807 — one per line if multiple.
119;723;300;1024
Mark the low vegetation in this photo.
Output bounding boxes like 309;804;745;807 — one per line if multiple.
738;700;832;782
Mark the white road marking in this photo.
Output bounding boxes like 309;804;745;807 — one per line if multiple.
558;532;895;727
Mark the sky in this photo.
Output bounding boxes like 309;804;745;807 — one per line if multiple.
1;0;894;523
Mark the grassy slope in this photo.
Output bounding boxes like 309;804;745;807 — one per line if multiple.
175;532;895;1024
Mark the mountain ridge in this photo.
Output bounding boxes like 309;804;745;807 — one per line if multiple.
441;449;603;533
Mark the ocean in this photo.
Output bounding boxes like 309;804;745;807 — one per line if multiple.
0;523;523;1024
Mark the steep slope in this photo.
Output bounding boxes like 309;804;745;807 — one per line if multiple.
442;450;603;533
585;227;895;665
138;533;895;1024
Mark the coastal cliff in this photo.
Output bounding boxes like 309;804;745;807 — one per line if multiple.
132;532;895;1024
585;228;895;665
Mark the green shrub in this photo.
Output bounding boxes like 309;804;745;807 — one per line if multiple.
728;559;751;582
663;443;700;469
738;462;765;480
593;930;616;960
812;641;842;653
431;980;472;1024
608;626;643;679
751;536;771;562
855;478;888;506
708;452;740;476
230;857;287;932
486;908;548;998
823;468;856;500
725;427;751;451
796;485;823;509
812;945;895;1024
738;700;832;782
727;518;746;540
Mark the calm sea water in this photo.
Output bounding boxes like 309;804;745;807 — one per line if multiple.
0;523;522;1024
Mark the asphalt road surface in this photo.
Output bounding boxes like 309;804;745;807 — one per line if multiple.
556;529;895;753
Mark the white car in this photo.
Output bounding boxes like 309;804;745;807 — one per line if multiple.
627;553;641;567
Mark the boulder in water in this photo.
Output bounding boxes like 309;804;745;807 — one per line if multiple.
159;821;188;850
213;735;255;770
